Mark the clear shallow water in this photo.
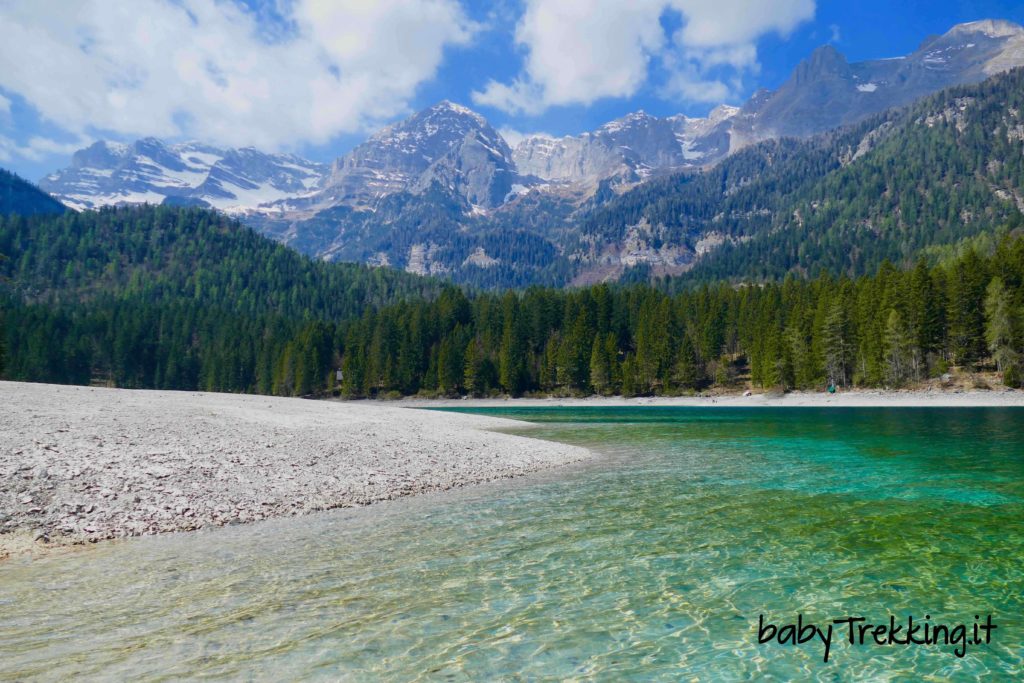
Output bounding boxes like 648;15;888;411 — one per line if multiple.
2;407;1023;681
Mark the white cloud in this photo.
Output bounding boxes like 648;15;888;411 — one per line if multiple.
474;0;666;114
659;61;732;103
0;0;476;152
0;93;10;114
473;0;815;113
830;24;841;43
0;134;90;162
670;0;814;47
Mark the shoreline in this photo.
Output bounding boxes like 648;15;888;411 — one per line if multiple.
0;381;590;561
6;383;1021;560
397;388;1024;409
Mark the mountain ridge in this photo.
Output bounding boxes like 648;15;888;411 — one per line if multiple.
39;139;326;213
31;18;1024;288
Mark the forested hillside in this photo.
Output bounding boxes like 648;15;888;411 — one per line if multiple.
0;205;441;392
0;169;66;216
330;235;1024;397
579;67;1024;282
4;208;1023;396
0;205;440;318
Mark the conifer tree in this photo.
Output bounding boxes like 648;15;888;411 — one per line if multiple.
498;294;528;395
946;251;988;365
589;334;610;395
621;354;640;397
785;323;814;389
604;333;622;393
822;299;853;387
882;309;913;386
984;277;1019;377
909;259;944;359
437;331;465;396
673;333;699;391
463;338;480;396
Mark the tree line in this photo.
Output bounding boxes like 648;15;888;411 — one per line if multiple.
5;231;1024;397
335;236;1024;397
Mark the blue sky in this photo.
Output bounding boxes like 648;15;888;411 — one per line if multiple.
2;0;1023;181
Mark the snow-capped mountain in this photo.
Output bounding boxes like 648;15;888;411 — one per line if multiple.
35;18;1024;290
39;139;326;212
45;19;1024;219
729;19;1024;146
307;100;525;212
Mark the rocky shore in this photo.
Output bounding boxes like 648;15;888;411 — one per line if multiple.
404;387;1024;408
0;382;590;559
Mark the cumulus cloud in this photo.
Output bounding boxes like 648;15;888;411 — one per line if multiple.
0;134;90;163
474;0;666;114
473;0;815;113
0;0;476;152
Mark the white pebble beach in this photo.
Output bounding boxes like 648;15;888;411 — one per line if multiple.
0;381;590;559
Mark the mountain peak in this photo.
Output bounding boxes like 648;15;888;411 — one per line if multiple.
425;100;488;124
788;44;850;86
808;44;847;66
708;104;740;122
946;19;1024;39
599;110;657;134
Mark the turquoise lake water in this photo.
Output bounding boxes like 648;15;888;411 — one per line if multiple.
1;407;1022;680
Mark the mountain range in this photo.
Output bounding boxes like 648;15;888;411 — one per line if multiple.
34;19;1024;288
39;140;326;212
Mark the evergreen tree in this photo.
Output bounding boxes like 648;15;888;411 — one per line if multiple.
673;333;699;390
984;277;1019;377
909;258;945;360
437;330;465;395
785;323;814;389
882;309;913;386
498;294;528;395
822;299;853;387
946;251;988;366
463;338;481;396
589;334;611;395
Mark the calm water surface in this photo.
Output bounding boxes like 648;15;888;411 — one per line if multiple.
1;407;1023;681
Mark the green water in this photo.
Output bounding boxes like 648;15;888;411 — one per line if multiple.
1;408;1023;681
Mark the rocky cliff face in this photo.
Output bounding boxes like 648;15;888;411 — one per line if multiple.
313;100;524;211
512;108;738;185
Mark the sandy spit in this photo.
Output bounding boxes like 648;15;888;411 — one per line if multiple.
402;388;1024;409
0;381;590;560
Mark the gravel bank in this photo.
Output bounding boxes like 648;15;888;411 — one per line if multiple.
405;388;1024;408
0;382;590;559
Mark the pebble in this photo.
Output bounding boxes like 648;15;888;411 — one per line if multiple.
0;382;589;552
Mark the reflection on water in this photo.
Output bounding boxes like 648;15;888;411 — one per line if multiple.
1;408;1023;680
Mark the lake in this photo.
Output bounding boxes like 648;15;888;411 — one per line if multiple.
1;407;1022;680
